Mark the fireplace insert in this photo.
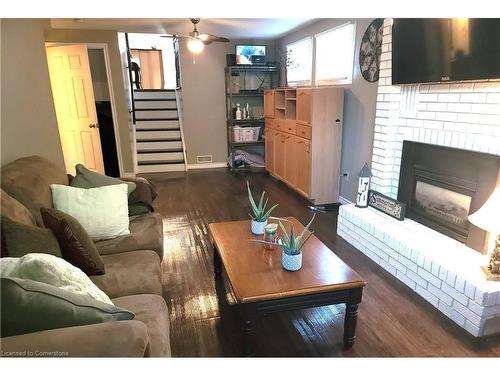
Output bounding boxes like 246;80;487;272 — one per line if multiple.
398;141;500;254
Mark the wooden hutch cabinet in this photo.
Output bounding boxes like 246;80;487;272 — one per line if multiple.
263;87;344;205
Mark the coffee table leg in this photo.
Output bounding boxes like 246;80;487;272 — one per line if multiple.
343;288;363;349
343;303;359;348
241;305;257;357
213;243;222;277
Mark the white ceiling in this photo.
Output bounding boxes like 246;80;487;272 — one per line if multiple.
50;18;316;40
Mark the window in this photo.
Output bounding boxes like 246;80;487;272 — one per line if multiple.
315;23;356;85
286;37;312;86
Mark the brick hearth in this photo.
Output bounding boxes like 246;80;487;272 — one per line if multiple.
337;204;500;337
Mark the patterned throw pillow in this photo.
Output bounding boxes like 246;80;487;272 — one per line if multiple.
41;208;105;276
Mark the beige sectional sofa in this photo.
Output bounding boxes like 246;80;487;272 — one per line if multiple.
0;156;170;357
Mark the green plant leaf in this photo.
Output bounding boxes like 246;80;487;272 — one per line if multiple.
289;225;296;251
278;221;290;245
250;239;286;251
262;203;279;220
257;191;266;212
297;230;314;251
296;213;316;247
247;181;259;217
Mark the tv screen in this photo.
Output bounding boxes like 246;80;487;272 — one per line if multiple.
235;45;266;65
392;19;500;84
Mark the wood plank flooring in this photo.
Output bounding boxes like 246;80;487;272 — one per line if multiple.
146;169;500;357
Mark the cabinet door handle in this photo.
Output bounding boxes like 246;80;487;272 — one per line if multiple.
335;118;340;123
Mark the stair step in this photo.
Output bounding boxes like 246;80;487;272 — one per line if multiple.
136;130;181;140
134;100;177;110
134;109;178;120
136;128;180;132
137;163;185;173
134;90;175;100
135;98;176;101
137;152;184;162
135;117;179;122
138;149;184;154
134;89;176;92
136;141;183;151
138;159;184;165
135;120;180;129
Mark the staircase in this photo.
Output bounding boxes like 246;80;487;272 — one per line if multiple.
133;89;187;173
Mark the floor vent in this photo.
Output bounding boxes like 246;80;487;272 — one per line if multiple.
197;155;213;163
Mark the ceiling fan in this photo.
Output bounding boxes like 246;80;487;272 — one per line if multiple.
164;18;229;54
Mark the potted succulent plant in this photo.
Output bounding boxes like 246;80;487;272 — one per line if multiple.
253;214;316;271
247;181;279;235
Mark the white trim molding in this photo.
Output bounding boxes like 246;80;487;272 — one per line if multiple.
187;162;228;170
338;196;353;205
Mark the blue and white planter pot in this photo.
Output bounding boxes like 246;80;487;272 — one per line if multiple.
282;251;302;271
251;219;267;235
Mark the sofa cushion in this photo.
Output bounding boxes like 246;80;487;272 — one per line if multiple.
95;213;163;259
50;184;130;241
1;277;134;338
1;253;113;304
0;156;69;226
70;164;136;196
0;189;36;227
112;294;171;357
1;216;62;258
90;250;162;299
41;208;105;276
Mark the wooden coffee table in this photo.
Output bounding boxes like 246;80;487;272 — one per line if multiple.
209;217;366;355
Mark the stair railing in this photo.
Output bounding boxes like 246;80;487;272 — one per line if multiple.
175;88;188;172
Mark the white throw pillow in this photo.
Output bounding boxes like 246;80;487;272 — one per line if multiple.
0;253;113;305
50;183;130;241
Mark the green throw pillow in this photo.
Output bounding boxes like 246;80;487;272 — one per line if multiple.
0;216;62;258
0;277;134;337
70;164;136;196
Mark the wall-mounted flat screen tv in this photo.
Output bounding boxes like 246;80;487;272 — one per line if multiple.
392;19;500;84
235;45;267;65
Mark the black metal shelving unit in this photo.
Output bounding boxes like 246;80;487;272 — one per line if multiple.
224;65;279;171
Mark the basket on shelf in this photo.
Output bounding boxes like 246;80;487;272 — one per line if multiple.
232;126;261;143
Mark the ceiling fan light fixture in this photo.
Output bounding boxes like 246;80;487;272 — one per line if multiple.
187;38;204;54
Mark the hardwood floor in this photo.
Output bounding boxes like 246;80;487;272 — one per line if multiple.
147;168;500;357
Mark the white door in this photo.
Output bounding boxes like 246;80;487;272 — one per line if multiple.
46;44;105;175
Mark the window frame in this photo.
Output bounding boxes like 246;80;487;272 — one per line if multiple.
314;22;356;86
285;36;313;87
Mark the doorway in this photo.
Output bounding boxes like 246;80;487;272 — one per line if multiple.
45;43;123;177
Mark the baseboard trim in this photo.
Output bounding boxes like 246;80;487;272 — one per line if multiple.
338;196;353;205
122;172;136;178
187;162;227;170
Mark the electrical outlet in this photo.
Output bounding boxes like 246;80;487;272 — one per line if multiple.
342;172;350;182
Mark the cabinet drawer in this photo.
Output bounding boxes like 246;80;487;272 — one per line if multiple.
279;120;296;135
296;124;312;139
266;119;276;129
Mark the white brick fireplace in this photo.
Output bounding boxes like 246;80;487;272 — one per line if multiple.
338;18;500;337
371;19;500;198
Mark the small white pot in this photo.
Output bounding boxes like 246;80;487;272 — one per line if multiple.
251;219;267;235
282;251;302;271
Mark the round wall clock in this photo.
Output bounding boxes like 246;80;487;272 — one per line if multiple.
359;18;384;82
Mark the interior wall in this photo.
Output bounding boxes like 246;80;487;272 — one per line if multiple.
179;38;276;165
0;19;65;168
45;28;135;175
127;33;177;89
88;49;110;101
277;19;379;203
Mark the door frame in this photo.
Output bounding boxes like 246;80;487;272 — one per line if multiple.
45;42;125;177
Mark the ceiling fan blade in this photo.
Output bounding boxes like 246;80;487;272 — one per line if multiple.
160;33;194;40
199;33;230;44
